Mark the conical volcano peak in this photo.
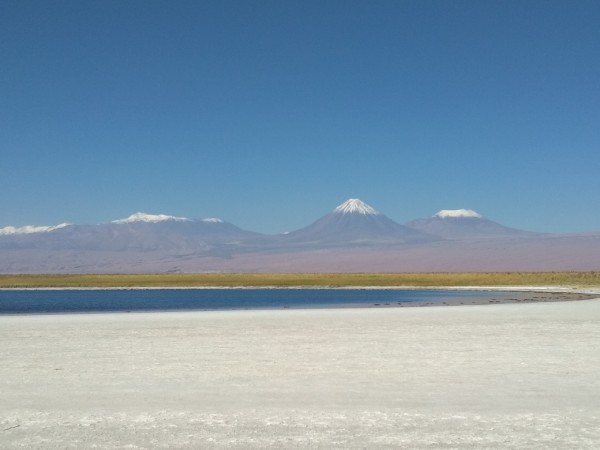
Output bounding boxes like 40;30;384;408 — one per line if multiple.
333;199;379;215
434;209;483;219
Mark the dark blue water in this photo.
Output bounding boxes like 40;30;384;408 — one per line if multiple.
0;289;528;314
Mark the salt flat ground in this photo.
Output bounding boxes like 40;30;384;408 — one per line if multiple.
1;300;600;449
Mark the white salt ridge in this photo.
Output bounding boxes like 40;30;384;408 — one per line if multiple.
334;198;379;215
0;223;70;235
434;209;482;219
112;212;191;224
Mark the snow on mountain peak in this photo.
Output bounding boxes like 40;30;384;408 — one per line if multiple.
0;223;70;235
112;212;191;224
334;199;379;215
202;218;224;223
434;209;483;219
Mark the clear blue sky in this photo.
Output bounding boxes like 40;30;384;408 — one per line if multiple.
2;0;599;233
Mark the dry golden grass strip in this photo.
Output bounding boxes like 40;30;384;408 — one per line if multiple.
0;272;599;288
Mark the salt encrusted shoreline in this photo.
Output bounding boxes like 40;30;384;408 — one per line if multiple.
1;299;600;448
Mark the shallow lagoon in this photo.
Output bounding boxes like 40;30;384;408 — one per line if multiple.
0;288;572;314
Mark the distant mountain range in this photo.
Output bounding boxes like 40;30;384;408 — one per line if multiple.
1;199;599;273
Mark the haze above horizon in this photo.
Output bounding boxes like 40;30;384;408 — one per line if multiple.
2;0;599;233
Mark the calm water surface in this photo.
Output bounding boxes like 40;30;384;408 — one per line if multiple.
0;289;532;314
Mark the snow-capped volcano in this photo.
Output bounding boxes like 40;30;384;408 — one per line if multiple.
333;199;379;215
283;199;437;246
112;212;191;224
434;209;482;219
407;209;535;239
